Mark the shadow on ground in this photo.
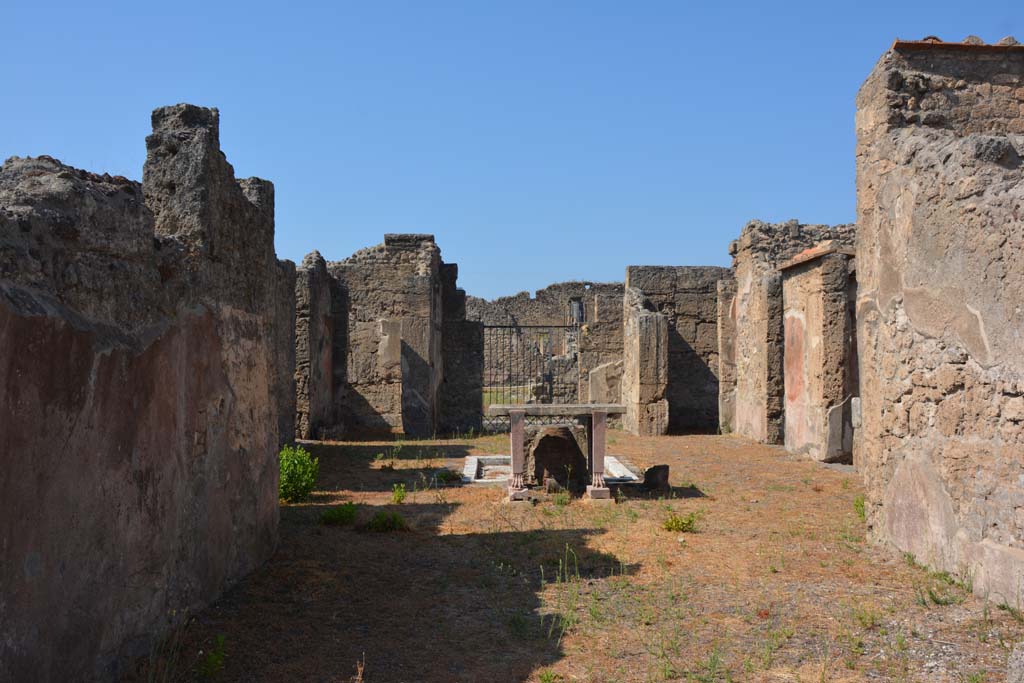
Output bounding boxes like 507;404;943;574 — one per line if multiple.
157;497;635;683
302;441;474;494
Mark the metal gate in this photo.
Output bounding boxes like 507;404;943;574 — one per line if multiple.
481;324;580;431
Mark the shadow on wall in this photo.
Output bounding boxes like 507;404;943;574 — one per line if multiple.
401;340;435;437
665;327;720;434
145;450;640;683
332;386;397;438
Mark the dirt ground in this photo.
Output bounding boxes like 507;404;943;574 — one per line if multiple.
143;432;1024;682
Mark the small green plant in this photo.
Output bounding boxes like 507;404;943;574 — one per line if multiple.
663;510;701;533
197;634;226;680
278;445;318;503
435;468;463;485
553;492;571;507
853;494;866;522
998;602;1024;622
538;670;563;683
853;605;880;630
366;510;408;532
508;611;532;639
320;502;358;526
391;483;407;504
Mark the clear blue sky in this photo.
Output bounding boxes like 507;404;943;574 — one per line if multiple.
5;2;1019;299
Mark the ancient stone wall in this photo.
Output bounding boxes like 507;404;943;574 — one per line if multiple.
292;236;479;438
327;234;443;437
579;291;624;402
622;287;669;435
717;279;738;433
856;39;1024;602
439;262;484;434
626;266;731;432
468;281;624;408
0;104;294;680
467;281;623;326
294;251;335;439
781;245;858;462
729;220;855;443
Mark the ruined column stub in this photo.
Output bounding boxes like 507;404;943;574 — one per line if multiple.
508;409;529;501
586;409;612;499
856;38;1024;604
621;287;669;435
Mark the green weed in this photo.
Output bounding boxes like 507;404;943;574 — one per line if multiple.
320;502;358;526
662;510;702;533
391;483;407;504
366;510;408;532
279;445;318;503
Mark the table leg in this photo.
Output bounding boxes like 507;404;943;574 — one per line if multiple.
587;409;611;500
508;409;529;501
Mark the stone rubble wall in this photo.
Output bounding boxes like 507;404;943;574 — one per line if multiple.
294;250;335;439
466;281;624;327
327;234;443;437
439;262;484;434
856;41;1024;602
781;250;858;462
579;291;625;403
0;104;295;680
622;287;669;435
293;236;479;438
468;281;623;406
729;220;855;443
625;266;731;432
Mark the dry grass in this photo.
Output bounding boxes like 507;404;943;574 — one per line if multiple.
140;432;1021;682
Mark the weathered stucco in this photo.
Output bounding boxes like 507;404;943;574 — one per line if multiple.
728;220;855;444
780;246;858;462
856;41;1024;602
0;104;295;680
717;278;738;433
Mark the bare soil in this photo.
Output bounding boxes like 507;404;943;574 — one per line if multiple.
144;432;1023;682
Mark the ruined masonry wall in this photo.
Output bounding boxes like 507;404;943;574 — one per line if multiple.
439;262;484;434
0;104;295;680
327;234;442;437
622;287;669;435
579;291;624;403
626;266;730;432
468;281;624;407
294;251;334;439
856;42;1024;603
729;220;855;444
781;250;857;462
716;279;738;433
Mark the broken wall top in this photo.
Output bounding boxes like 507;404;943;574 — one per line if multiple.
730;220;856;272
857;37;1024;371
467;280;624;326
1;103;289;337
858;37;1024;138
625;265;731;295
